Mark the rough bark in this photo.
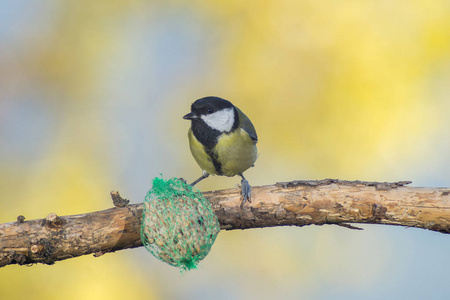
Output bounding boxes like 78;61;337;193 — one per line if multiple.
1;179;449;267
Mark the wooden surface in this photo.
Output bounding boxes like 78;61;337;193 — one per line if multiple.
1;180;449;267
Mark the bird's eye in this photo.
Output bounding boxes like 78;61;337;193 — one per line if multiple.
207;108;214;114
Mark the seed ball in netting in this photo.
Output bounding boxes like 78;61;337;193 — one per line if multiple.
141;177;220;270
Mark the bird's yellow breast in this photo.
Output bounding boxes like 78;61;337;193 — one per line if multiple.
188;128;217;175
215;129;257;176
188;128;257;177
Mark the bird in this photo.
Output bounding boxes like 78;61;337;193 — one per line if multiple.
183;96;258;208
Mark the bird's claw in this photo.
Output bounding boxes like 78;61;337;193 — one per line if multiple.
240;178;252;209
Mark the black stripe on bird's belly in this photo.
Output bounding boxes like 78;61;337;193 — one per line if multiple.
205;147;223;175
191;119;223;175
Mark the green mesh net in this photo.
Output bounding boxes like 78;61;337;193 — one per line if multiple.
141;177;220;271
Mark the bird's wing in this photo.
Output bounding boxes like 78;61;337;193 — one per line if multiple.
236;107;258;143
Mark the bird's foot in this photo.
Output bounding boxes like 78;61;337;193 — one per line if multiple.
240;177;252;209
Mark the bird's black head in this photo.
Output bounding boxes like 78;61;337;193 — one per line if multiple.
183;96;239;148
183;96;234;120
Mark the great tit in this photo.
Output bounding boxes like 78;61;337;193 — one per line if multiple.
183;96;258;208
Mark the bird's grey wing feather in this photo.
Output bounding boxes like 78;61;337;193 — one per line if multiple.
236;107;258;143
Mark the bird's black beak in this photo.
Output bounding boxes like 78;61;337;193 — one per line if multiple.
183;112;199;120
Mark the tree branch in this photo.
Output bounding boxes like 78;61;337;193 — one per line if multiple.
1;179;449;267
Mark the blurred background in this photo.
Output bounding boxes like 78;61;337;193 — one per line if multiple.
1;0;450;299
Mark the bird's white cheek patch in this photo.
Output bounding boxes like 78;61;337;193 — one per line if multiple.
201;108;235;132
